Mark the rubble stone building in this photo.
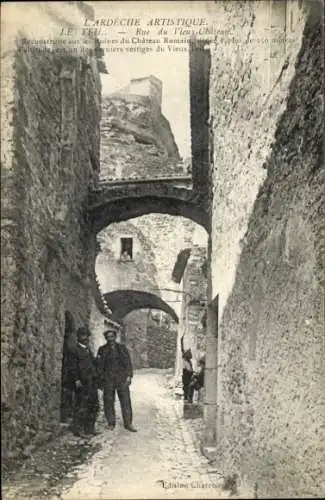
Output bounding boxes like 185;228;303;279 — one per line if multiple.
100;75;184;180
94;218;179;368
1;5;208;464
1;2;107;464
93;77;208;368
189;1;324;497
146;309;178;369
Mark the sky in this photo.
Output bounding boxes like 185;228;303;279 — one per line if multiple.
89;1;214;158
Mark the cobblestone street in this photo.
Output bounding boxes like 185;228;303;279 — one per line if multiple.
61;370;226;499
2;3;323;498
3;370;233;500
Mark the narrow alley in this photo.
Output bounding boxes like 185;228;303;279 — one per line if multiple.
4;370;231;500
62;370;226;500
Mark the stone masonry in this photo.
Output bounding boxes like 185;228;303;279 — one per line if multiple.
207;1;324;497
93;78;208;369
100;76;183;180
94;217;202;368
173;246;208;382
147;310;178;369
95;220;160;368
1;3;104;464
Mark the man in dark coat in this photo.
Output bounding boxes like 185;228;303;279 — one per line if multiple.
60;335;75;422
187;356;205;404
70;326;99;437
96;329;137;432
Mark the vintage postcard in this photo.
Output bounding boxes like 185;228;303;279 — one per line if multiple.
1;1;324;499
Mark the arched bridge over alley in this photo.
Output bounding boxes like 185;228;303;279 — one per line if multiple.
87;175;210;233
103;290;179;324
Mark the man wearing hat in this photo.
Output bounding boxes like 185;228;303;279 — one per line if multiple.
96;328;137;432
70;326;99;437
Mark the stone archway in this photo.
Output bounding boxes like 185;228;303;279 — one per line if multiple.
88;188;209;234
102;290;179;370
103;289;179;323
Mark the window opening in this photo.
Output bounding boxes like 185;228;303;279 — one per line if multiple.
120;237;133;261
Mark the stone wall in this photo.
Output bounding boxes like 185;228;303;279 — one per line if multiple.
94;217;207;347
126;215;205;311
175;246;208;381
94;217;190;367
208;1;324;497
209;0;308;315
1;3;102;464
96;74;208;372
182;246;208;358
147;310;178;369
95;221;159;367
96;220;159;294
123;311;149;369
100;77;183;180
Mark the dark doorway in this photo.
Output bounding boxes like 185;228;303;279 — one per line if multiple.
60;311;75;422
203;294;219;447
